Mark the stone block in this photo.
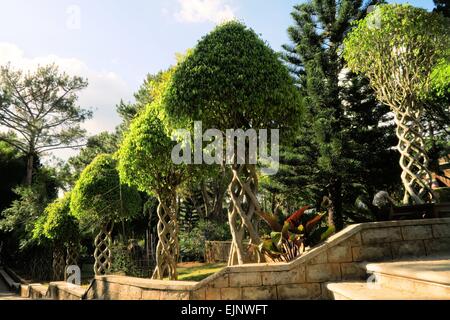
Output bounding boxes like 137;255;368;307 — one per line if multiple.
345;233;362;247
340;263;367;280
327;245;353;263
361;227;402;245
391;240;426;259
424;238;450;256
307;253;327;265
122;286;142;300
241;286;277;300
261;266;305;286
205;288;221;300
352;244;392;262
277;283;321;300
141;290;161;300
401;225;433;241
229;272;261;287
190;289;206;300
160;291;190;300
208;274;229;288
305;263;341;283
220;288;242;300
432;224;450;239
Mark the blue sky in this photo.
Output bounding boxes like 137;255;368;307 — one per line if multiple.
0;0;436;159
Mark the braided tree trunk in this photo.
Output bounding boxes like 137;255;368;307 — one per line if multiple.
393;102;434;204
64;242;79;280
228;164;263;266
52;246;65;281
152;192;179;280
94;222;114;275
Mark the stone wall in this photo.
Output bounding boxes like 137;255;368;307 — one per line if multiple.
85;218;450;300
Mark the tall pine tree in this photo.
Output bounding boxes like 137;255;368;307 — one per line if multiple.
269;0;400;230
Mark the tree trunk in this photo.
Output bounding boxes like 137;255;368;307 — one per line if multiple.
94;222;114;276
26;153;34;186
65;242;79;281
152;192;179;280
52;246;65;281
393;102;434;204
329;179;343;232
227;163;263;266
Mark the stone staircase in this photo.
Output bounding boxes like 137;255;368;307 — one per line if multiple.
327;256;450;300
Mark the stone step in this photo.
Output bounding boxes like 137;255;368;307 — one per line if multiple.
365;257;450;297
0;268;20;292
326;282;450;300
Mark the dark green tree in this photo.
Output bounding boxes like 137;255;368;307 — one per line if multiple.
71;154;141;275
118;103;186;280
434;0;449;17
278;0;398;230
0;138;27;213
165;21;301;265
33;192;80;280
344;4;449;204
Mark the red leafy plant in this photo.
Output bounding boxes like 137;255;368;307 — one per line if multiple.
258;206;335;263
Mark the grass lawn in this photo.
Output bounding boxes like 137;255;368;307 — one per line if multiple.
176;262;226;282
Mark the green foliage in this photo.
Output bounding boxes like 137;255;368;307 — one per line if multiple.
110;243;142;277
164;21;301;133
0;64;91;184
117;103;184;198
0;138;27;212
59;132;120;189
0;173;58;249
430;61;450;100
179;220;231;262
70;154;141;230
259;206;334;262
343;4;450;101
33;192;79;244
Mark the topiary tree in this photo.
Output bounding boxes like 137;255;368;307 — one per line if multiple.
118;103;186;280
71;154;141;275
164;21;301;265
34;192;80;280
344;4;450;205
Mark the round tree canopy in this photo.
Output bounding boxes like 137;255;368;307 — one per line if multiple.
70;154;141;229
164;21;301;131
42;192;79;243
343;4;450;104
117;103;185;198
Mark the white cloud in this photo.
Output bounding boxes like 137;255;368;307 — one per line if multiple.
174;0;236;24
0;42;132;160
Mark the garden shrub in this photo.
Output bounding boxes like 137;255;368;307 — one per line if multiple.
179;220;231;262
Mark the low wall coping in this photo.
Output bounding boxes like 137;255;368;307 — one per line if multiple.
49;282;86;298
94;275;198;291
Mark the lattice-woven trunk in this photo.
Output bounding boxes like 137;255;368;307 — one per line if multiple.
94;222;114;276
393;102;434;204
152;193;179;280
228;164;263;266
66;242;79;265
52;246;65;281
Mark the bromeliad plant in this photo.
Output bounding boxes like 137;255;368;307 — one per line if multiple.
259;206;335;263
